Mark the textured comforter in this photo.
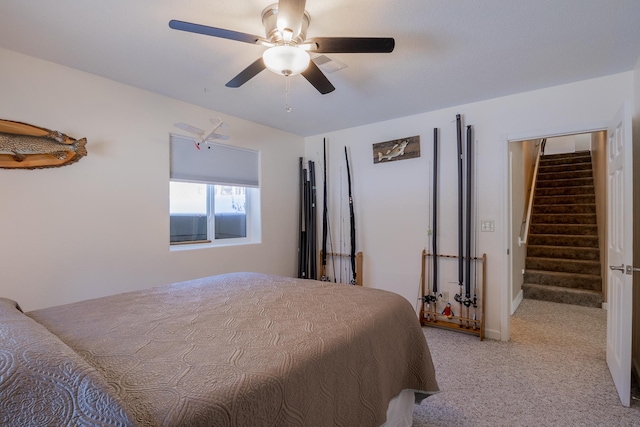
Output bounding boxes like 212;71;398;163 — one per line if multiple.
1;273;438;426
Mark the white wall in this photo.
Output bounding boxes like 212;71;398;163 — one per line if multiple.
544;135;576;155
575;133;592;151
305;72;633;340
509;139;538;314
0;47;304;311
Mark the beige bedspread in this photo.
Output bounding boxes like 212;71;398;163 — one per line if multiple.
6;272;438;426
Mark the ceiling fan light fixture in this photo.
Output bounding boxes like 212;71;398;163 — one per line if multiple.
262;45;310;76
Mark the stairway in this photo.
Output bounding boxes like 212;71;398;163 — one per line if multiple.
522;151;603;308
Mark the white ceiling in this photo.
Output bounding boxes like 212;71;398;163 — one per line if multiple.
1;1;639;136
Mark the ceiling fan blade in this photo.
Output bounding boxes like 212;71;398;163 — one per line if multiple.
169;20;268;45
301;61;335;95
225;58;267;88
307;37;395;53
277;0;306;39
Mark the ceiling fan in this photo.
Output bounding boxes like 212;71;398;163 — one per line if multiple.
169;0;395;95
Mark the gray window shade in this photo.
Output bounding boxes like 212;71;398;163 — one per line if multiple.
170;134;259;187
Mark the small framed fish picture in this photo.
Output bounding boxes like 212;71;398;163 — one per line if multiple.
372;135;420;164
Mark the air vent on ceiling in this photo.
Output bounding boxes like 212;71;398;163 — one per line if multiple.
313;55;347;74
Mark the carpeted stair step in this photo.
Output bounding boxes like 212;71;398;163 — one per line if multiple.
533;204;595;214
540;152;591;165
536;177;594;188
534;194;595;205
528;234;598;247
539;162;593;174
522;283;602;308
535;185;595;197
524;270;601;291
526;245;600;261
542;150;591;157
537;169;593;181
539;154;591;165
529;223;597;236
531;213;596;224
540;150;591;158
525;257;601;275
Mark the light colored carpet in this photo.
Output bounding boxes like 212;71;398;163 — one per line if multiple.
412;299;640;426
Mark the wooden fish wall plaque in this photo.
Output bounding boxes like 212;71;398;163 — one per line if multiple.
372;135;420;164
0;119;87;169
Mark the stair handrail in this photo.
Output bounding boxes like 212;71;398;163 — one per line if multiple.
518;138;545;247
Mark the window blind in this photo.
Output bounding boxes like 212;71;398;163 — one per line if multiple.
170;134;259;187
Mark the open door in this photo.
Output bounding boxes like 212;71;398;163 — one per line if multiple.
606;103;633;407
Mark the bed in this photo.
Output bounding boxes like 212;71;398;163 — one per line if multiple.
0;272;439;426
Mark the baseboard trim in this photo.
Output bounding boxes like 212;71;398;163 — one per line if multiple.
484;328;502;341
511;289;523;315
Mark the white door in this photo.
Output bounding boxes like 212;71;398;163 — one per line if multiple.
606;103;633;407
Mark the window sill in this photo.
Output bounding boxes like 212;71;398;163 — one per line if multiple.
169;239;259;252
170;240;212;246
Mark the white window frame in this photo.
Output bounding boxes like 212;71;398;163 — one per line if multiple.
208;183;249;243
170;183;261;250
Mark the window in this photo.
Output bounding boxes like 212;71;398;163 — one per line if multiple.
169;134;260;247
170;182;252;244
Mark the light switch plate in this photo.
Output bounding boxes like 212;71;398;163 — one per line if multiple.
481;220;495;232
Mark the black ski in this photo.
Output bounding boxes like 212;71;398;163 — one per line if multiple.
465;125;473;302
432;128;439;296
456;115;464;304
298;157;307;278
309;160;318;280
423;128;440;308
321;139;329;281
298;158;318;280
344;146;357;285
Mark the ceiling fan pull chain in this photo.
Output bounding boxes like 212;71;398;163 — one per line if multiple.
285;75;292;113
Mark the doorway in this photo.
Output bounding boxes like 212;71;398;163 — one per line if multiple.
504;111;635;407
509;130;608;314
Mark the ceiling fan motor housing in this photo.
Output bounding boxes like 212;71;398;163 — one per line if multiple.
261;3;310;45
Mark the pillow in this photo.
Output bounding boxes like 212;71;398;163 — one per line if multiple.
0;298;136;426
